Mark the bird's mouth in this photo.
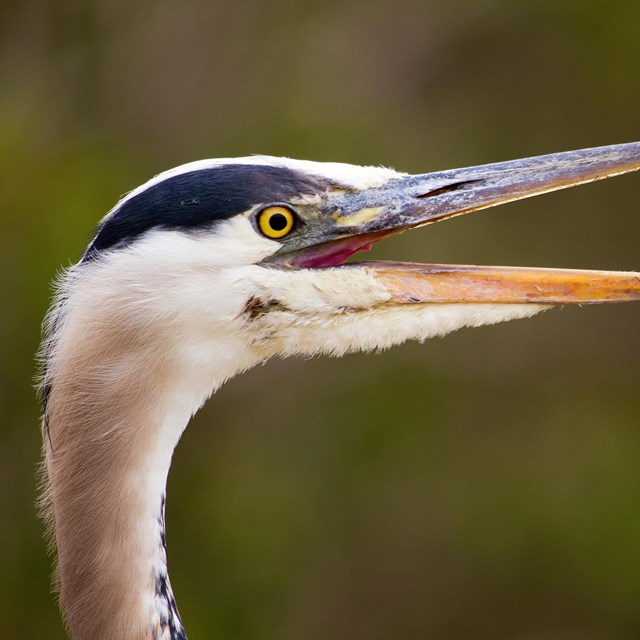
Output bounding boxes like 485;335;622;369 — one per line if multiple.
278;228;395;269
267;143;640;305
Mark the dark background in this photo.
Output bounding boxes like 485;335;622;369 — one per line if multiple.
2;1;639;638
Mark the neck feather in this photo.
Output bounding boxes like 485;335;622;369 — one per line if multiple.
40;276;239;640
43;345;193;639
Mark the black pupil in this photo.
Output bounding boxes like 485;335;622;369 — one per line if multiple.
269;212;289;231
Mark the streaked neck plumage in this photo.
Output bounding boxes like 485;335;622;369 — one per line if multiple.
41;240;266;640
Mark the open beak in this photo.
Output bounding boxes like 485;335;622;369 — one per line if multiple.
269;142;640;305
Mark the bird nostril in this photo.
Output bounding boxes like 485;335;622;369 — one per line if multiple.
416;179;482;199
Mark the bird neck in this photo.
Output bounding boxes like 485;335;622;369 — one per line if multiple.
44;353;198;640
41;286;247;640
40;253;271;640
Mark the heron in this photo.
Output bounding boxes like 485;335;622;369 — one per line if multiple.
40;143;640;640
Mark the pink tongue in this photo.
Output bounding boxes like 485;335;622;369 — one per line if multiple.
295;242;375;268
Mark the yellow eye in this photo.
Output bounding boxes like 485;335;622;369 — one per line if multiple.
257;205;296;239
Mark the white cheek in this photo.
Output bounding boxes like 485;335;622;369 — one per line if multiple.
126;216;281;268
199;215;281;266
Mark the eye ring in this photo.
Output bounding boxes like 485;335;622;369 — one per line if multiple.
256;204;297;239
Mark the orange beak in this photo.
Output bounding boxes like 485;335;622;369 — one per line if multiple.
366;262;640;305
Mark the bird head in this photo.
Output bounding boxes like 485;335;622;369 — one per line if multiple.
57;144;640;398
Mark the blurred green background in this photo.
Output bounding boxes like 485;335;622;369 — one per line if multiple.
2;1;640;638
